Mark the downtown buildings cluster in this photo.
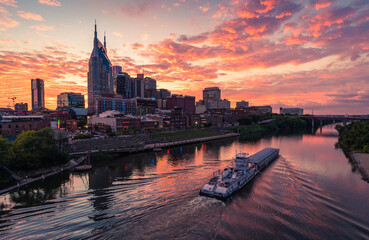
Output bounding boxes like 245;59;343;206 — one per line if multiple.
0;23;304;137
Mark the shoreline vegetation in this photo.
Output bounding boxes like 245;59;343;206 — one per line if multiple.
335;121;369;181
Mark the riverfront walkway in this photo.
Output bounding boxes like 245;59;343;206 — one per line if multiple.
69;133;240;156
351;153;369;181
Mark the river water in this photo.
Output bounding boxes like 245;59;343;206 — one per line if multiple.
1;125;369;239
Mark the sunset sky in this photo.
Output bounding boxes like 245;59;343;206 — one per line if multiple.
0;0;368;114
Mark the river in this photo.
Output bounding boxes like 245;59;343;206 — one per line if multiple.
1;125;369;239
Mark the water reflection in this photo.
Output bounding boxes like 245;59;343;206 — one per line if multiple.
0;125;368;239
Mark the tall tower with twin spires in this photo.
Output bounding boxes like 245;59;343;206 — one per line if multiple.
87;21;113;114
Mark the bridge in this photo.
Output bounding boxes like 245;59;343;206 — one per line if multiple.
301;115;369;129
301;115;369;121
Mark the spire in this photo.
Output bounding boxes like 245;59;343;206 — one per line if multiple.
93;20;98;50
104;31;106;48
94;19;97;38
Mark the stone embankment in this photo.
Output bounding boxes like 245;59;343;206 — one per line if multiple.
69;133;240;156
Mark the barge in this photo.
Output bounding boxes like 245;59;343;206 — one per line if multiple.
199;148;279;200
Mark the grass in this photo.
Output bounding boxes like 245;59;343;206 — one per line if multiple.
152;129;221;141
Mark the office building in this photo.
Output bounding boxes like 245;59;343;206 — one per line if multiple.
144;77;156;90
114;72;132;98
203;87;221;103
87;22;113;114
236;100;249;108
31;78;45;110
208;99;231;109
131;74;144;98
158;89;171;99
112;66;122;77
15;102;28;112
166;94;195;114
57;92;85;109
95;96;136;115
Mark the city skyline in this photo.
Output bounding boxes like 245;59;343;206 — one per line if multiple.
0;0;369;114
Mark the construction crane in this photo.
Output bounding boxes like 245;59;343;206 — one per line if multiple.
7;95;16;110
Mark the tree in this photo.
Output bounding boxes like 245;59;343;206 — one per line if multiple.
0;136;12;165
9;128;68;169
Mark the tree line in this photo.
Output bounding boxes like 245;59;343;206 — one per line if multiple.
0;128;69;170
335;121;369;153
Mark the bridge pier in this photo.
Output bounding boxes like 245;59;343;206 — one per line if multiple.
312;119;315;133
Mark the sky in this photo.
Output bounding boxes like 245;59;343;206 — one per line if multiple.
0;0;368;114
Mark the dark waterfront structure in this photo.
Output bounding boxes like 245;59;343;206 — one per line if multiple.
57;92;85;109
88;22;113;114
31;78;45;110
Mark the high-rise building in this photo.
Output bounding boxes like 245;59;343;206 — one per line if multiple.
144;77;156;90
158;89;171;99
203;87;221;103
15;102;28;112
131;74;144;98
114;72;132;98
203;87;221;110
236;100;249;108
87;22;113;114
31;78;45;110
57;92;85;109
112;66;122;77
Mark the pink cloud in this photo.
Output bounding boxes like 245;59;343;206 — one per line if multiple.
17;11;43;21
29;24;54;31
0;0;17;7
38;0;61;7
0;6;18;31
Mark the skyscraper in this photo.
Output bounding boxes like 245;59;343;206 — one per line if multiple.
112;66;122;77
203;87;221;103
87;22;113;114
114;72;132;98
31;78;45;110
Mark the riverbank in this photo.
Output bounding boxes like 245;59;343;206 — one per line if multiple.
69;132;240;155
0;156;86;195
350;153;369;182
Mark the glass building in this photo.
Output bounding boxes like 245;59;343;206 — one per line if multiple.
31;78;45;110
87;22;113;114
57;92;85;109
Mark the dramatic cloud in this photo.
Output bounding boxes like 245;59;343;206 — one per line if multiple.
38;0;61;7
17;11;43;21
0;48;87;108
0;0;369;113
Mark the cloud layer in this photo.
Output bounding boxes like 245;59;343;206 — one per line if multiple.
0;0;368;114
